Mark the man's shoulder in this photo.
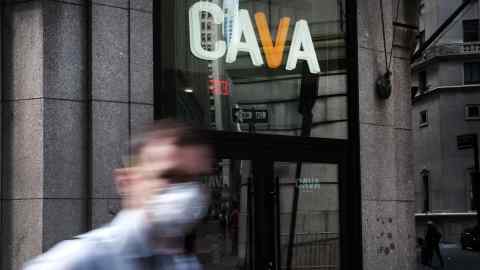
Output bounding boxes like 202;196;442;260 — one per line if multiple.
23;226;119;270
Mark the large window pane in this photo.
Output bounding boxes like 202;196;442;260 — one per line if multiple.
274;162;340;270
197;159;252;269
161;0;348;139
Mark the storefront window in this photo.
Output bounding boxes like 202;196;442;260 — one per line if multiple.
160;0;347;139
198;158;341;270
155;2;358;268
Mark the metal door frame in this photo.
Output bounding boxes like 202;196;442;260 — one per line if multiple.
209;131;353;270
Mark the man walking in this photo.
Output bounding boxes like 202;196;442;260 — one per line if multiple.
423;221;445;268
24;120;213;270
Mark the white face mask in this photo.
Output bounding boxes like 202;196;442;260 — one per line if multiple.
145;182;209;238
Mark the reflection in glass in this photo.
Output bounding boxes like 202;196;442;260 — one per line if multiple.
197;160;341;270
197;159;252;269
168;0;348;139
274;162;340;270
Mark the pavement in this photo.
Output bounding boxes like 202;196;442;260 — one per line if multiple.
417;243;480;270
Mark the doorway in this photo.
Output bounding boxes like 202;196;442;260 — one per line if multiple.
195;131;347;270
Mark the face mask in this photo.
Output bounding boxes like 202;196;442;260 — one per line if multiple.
145;182;209;238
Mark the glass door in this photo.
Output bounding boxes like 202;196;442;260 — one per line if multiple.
275;162;340;270
195;158;254;270
195;156;343;270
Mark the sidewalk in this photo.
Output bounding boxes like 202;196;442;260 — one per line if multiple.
417;243;480;270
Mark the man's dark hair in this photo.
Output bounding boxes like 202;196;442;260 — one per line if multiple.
128;119;211;165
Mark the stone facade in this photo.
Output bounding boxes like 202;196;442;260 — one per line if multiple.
358;1;417;269
412;0;480;242
0;1;153;269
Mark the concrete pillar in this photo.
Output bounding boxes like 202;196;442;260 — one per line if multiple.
0;1;153;269
2;2;46;268
357;1;417;270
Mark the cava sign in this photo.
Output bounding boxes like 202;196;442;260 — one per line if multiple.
189;2;321;74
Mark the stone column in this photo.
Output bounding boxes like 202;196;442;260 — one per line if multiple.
357;1;417;270
2;2;47;268
0;1;153;269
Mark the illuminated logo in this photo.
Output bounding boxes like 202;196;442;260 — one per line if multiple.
189;2;320;74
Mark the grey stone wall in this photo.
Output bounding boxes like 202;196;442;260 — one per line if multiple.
358;1;417;269
412;94;442;211
415;0;480;91
420;0;480;43
414;0;478;87
413;89;480;241
0;1;153;269
413;0;480;243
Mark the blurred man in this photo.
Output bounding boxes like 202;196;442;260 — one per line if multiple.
24;120;213;270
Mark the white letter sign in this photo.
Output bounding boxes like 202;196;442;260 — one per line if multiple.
188;2;322;74
226;9;264;66
286;20;321;74
189;2;226;61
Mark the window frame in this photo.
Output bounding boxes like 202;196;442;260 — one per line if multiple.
463;19;479;42
418;70;428;92
419;110;428;127
464;62;480;84
465;104;480;120
153;1;363;268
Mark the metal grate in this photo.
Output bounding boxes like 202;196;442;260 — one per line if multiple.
281;233;339;270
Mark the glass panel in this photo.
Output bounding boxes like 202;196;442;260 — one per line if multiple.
164;0;348;139
274;162;340;270
197;159;253;269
